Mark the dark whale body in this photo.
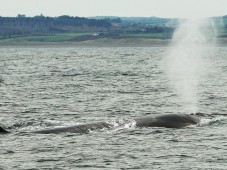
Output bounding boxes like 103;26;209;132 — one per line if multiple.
0;113;204;134
0;126;9;134
135;114;200;128
33;122;111;134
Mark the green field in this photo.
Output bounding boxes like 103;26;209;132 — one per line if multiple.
0;33;92;43
0;29;226;46
122;33;164;38
0;32;170;46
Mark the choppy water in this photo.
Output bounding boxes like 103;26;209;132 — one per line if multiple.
0;47;226;169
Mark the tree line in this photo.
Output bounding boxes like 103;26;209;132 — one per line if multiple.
0;15;176;40
0;15;112;38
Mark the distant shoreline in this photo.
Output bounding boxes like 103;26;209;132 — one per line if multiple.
0;15;226;48
0;38;226;47
0;37;172;47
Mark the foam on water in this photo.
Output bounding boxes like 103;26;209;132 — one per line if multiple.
107;119;137;132
197;116;226;127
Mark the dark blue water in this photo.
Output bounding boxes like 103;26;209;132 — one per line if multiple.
0;47;226;169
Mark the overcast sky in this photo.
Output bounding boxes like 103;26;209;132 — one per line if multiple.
0;0;226;18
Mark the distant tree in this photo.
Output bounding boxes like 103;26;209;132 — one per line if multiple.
17;14;26;18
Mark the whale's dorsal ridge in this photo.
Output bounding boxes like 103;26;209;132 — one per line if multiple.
0;113;206;134
0;126;9;133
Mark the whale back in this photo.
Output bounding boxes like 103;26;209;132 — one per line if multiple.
135;114;200;128
32;122;112;134
0;126;10;134
0;114;202;134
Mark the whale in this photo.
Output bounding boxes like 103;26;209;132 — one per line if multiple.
0;113;210;134
135;113;200;128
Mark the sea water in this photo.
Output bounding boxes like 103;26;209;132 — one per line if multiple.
0;47;226;169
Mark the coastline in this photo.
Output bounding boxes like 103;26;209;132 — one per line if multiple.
0;38;171;47
0;37;226;47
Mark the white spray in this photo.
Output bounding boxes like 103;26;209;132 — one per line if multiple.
164;19;215;113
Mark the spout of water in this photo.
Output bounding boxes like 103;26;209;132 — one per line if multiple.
164;18;216;113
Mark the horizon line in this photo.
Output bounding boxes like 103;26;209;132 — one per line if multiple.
0;14;226;19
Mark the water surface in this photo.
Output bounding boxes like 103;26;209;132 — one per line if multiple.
0;47;226;169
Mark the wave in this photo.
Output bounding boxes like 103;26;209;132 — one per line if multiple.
195;116;226;127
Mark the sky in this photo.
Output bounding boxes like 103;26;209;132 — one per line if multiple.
0;0;227;18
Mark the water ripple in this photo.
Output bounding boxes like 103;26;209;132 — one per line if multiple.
0;47;226;169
